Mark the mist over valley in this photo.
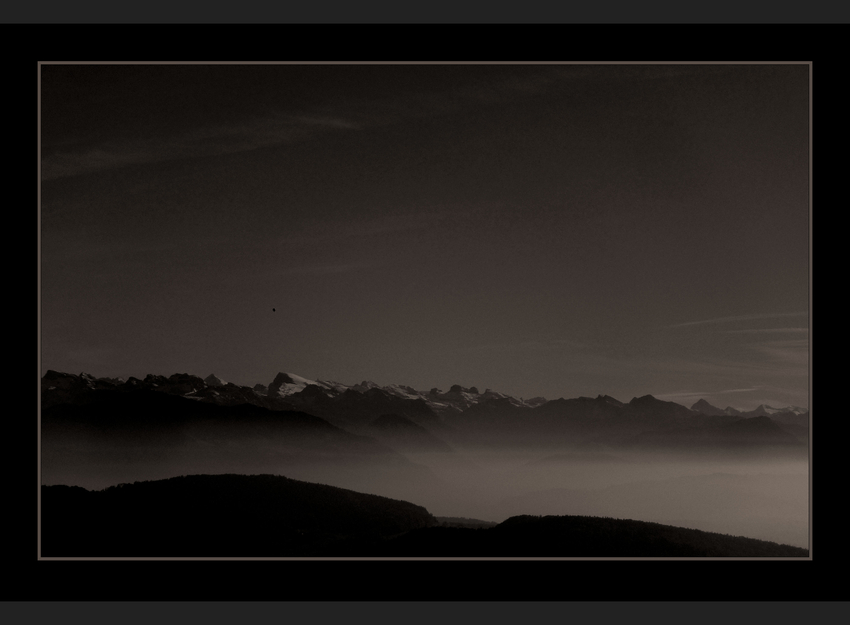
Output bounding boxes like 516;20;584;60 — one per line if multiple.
40;63;810;560
40;369;809;555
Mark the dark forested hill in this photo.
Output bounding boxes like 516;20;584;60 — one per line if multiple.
376;515;808;557
41;475;808;558
41;474;437;557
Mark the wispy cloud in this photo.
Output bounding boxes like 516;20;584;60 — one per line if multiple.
277;210;450;251
42;66;560;181
656;385;809;410
454;338;584;355
655;384;808;412
273;260;382;277
722;328;808;335
42;112;361;181
41;64;737;183
657;387;765;401
669;312;808;329
748;339;809;367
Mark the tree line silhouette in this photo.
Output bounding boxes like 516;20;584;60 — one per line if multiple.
41;474;808;558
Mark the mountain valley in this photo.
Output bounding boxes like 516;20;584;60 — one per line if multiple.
39;369;811;557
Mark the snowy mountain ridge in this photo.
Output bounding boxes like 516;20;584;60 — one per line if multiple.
40;369;808;421
263;372;543;415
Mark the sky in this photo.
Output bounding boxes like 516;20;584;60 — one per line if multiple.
39;63;810;411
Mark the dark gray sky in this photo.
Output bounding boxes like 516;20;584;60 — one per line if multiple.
40;63;809;410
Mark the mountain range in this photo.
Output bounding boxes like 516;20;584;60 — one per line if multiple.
41;369;809;452
39;369;810;556
690;397;809;420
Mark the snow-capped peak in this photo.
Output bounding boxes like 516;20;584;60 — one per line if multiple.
204;374;226;387
382;384;424;401
316;379;352;394
759;404;808;415
259;371;549;415
267;372;340;398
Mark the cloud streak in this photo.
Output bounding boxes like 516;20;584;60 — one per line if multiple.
45;64;688;182
452;338;585;355
273;260;383;277
747;339;809;368
41;112;361;181
657;387;765;400
722;328;809;334
669;312;808;328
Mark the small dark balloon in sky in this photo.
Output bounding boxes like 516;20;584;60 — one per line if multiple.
273;308;276;312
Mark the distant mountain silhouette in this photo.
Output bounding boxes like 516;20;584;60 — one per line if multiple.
691;398;728;416
627;415;805;454
40;371;808;557
41;370;807;455
452;393;806;454
42;387;355;447
533;394;626;423
41;474;808;558
367;414;453;453
451;394;704;448
451;397;535;441
690;399;809;428
280;385;439;431
624;395;696;424
750;409;809;428
449;394;631;447
748;404;809;417
40;386;449;499
41;370;127;409
41;370;295;412
204;373;226;387
776;422;809;444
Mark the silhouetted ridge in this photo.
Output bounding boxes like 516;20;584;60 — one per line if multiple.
691;398;727;416
372;413;426;430
379;514;808;557
484;515;807;557
41;370;806;454
596;394;625;407
41;474;437;557
41;387;344;437
367;414;453;453
42;478;807;557
627;395;692;415
270;372;296;387
281;385;439;430
629;414;804;451
204;374;226;387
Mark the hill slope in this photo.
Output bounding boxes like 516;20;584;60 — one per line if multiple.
41;474;437;557
378;514;808;557
41;474;808;558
